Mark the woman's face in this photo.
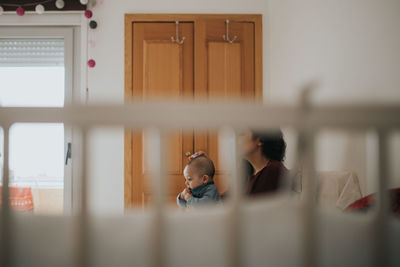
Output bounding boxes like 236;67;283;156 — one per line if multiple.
239;130;260;159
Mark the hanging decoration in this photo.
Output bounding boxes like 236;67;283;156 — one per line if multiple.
87;59;96;68
0;0;99;98
84;9;92;18
16;6;25;16
55;0;64;9
85;4;97;69
89;20;97;29
35;4;45;14
0;1;86;13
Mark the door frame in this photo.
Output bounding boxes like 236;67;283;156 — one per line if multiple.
124;14;263;209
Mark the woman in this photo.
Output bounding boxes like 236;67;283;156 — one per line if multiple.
190;129;288;197
239;129;287;196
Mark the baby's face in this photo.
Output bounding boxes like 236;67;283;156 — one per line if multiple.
183;165;204;189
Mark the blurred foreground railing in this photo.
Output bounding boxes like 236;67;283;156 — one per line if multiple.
1;101;400;267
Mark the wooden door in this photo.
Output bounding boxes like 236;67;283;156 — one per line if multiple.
125;15;262;209
130;22;194;206
194;20;255;194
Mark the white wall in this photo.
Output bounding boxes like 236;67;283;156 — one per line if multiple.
87;0;400;213
266;0;400;196
266;0;400;105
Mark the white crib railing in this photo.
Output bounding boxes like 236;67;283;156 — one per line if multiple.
1;101;399;267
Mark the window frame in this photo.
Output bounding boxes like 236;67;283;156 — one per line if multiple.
0;13;87;214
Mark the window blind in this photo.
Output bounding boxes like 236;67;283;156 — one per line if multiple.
0;38;64;67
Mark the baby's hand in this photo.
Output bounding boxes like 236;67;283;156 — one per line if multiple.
182;189;192;201
180;188;189;200
180;188;192;201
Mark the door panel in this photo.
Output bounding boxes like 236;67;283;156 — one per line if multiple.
195;20;255;194
131;22;194;207
133;23;193;100
143;41;183;99
208;42;242;98
195;20;255;100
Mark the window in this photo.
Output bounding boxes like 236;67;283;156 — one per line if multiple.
0;27;74;214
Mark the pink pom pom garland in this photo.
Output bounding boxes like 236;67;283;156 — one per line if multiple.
16;6;25;16
87;59;96;68
84;9;93;19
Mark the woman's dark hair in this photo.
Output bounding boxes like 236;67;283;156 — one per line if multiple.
251;129;286;162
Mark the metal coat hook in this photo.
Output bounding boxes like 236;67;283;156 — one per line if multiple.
171;21;186;45
222;20;237;43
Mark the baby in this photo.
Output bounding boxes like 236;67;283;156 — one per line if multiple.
177;154;220;208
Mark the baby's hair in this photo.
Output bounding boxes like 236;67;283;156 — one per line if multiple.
186;155;215;180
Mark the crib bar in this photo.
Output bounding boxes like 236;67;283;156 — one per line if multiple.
298;88;318;267
147;128;167;267
375;131;390;267
77;127;90;267
301;130;318;267
223;128;243;267
284;132;304;194
0;126;12;267
0;104;399;130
